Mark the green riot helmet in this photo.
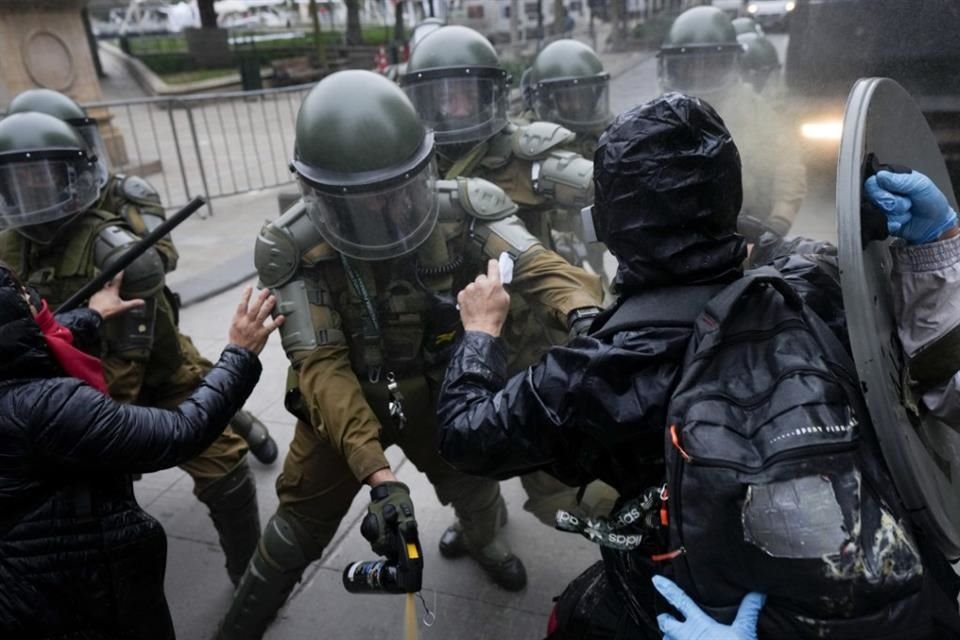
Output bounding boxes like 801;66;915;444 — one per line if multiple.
731;17;763;37
293;70;438;261
401;26;510;160
657;6;742;96
409;17;445;51
0;112;100;245
8;89;110;189
737;33;781;93
524;39;611;132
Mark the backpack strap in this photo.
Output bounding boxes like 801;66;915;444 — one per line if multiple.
697;266;802;337
591;284;725;339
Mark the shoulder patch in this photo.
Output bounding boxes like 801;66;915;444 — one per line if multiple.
511;121;577;161
120;175;161;204
458;177;518;221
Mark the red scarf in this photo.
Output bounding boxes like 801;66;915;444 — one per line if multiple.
34;300;109;394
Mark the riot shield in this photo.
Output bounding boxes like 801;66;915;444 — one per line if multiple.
837;77;960;557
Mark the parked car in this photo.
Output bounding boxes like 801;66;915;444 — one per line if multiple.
745;0;795;31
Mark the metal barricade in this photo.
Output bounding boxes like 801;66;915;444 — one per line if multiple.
83;83;313;215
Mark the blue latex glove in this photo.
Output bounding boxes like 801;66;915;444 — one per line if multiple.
653;575;765;640
864;170;958;244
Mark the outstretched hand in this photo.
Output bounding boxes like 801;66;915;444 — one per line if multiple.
87;271;145;320
228;286;284;355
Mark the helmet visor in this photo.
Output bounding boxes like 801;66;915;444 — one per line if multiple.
404;76;508;146
659;51;740;95
74;121;110;188
301;160;439;261
0;156;99;231
533;79;611;131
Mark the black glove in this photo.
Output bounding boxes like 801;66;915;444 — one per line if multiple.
567;306;603;339
360;481;417;558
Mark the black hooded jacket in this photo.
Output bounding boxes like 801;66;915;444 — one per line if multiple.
0;271;262;639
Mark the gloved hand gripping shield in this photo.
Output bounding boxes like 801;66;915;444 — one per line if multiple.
0;113;100;245
837;76;960;556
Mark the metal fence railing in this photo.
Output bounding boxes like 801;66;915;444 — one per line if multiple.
83;83;313;214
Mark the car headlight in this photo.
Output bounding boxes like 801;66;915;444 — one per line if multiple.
800;119;843;141
747;3;758;13
785;0;796;10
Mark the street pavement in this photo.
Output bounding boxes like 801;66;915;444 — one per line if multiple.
133;29;848;639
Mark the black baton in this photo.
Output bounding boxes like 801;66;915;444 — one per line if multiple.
55;196;207;314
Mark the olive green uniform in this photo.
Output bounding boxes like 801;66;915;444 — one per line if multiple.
0;175;258;585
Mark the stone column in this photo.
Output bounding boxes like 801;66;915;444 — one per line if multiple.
0;0;128;167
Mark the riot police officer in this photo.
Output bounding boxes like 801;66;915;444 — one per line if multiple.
737;32;782;98
0;111;264;588
521;38;613;283
522;38;613;159
218;70;605;639
402;26;596;267
5;88;278;467
658;6;806;241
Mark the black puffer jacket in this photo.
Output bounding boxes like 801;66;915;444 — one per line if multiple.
0;274;262;639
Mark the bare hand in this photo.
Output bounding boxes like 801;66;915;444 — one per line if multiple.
228;286;284;355
88;272;145;320
458;259;510;337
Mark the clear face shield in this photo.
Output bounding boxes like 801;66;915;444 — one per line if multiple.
0;151;100;243
404;72;509;149
658;50;741;96
533;76;611;131
73;119;110;188
301;160;439;261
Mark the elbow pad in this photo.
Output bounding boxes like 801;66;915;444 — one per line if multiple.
532;150;594;210
94;224;165;298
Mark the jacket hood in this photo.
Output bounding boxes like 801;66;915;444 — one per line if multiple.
593;92;747;291
0;268;60;382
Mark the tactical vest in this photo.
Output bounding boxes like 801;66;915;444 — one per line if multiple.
309;208;474;381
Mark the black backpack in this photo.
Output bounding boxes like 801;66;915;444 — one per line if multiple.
594;267;940;639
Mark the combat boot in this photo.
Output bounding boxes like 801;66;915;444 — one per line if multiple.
197;459;261;586
230;409;279;465
439;499;507;558
218;511;318;640
442;497;527;591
